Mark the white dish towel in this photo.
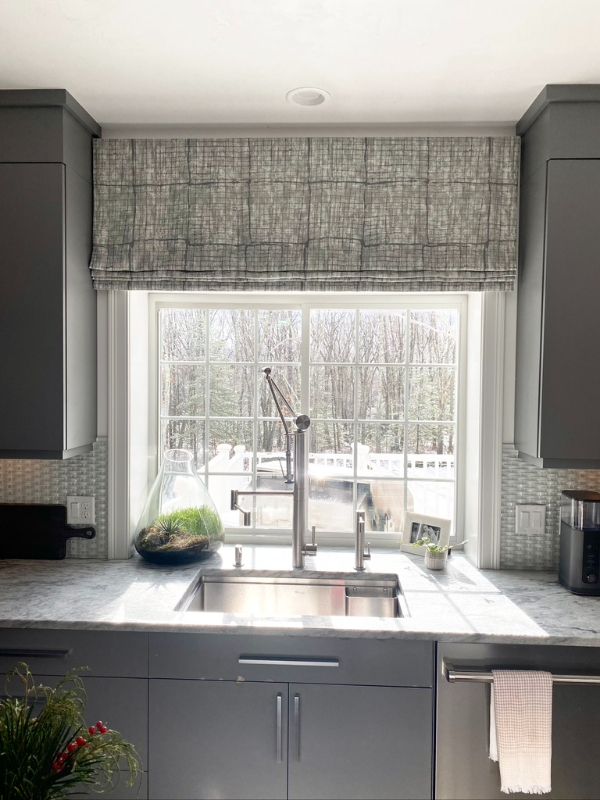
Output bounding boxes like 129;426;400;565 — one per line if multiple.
489;669;553;795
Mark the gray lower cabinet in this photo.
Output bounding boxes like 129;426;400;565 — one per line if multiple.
149;680;289;800
288;683;432;800
70;771;147;800
148;679;433;800
437;643;600;799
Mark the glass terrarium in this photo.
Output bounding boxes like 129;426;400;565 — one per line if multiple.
134;449;224;564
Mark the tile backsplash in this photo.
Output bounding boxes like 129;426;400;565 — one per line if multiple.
0;437;108;558
500;444;600;570
0;437;597;568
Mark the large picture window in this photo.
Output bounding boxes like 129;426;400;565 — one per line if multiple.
155;295;465;541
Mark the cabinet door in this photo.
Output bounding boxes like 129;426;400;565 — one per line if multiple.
0;163;65;453
0;674;147;797
288;683;432;800
149;680;288;800
540;159;600;460
437;643;600;799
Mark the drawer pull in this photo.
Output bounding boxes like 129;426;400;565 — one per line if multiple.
0;648;71;660
276;693;283;763
239;656;339;668
294;694;301;761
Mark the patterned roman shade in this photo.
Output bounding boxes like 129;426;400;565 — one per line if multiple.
90;137;520;292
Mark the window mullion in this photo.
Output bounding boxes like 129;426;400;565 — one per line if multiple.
204;308;210;488
403;310;410;527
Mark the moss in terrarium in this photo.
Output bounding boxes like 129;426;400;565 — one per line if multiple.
137;506;224;553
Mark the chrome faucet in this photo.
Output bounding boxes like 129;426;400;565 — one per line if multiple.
354;510;371;571
230;369;317;569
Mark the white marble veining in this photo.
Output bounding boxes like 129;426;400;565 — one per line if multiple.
1;545;600;646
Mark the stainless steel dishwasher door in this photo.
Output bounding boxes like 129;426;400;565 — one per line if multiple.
436;643;600;800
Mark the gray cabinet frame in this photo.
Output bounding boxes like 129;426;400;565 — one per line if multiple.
0;90;100;458
515;85;600;467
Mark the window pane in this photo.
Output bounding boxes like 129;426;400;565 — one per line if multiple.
310;310;355;362
209;309;254;361
258;310;302;362
310;421;354;474
161;419;205;470
358;480;406;533
160;364;205;417
407;366;455;421
357;366;404;420
359;310;406;363
258;365;301;419
310;365;355;419
160;308;205;362
406;424;455;479
209;474;252;528
357;424;404;477
257;421;293;480
209;365;254;417
407;480;454;528
309;477;353;532
409;310;458;364
255;486;293;530
207;421;254;472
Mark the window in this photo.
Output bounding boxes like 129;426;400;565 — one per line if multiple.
154;295;465;542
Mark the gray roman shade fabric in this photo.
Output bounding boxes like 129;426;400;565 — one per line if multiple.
90;137;520;292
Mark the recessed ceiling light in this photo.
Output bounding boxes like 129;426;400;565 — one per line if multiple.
286;87;330;107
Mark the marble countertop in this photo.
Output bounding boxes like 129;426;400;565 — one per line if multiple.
1;545;599;646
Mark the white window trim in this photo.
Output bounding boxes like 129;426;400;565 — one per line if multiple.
106;290;503;567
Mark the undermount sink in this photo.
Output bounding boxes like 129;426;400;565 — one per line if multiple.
177;571;406;618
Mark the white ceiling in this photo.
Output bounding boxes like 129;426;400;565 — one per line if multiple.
1;0;600;127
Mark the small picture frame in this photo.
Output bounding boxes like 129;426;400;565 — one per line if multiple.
401;512;451;556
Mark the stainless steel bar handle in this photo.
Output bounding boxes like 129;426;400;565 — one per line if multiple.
444;660;600;686
276;693;283;763
294;693;301;761
0;648;71;659
239;656;339;668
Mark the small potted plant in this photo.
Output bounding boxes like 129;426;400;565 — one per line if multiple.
415;537;452;570
0;663;140;799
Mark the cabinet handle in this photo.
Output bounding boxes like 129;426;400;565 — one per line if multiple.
294;693;301;762
276;693;283;763
0;648;71;660
239;656;339;668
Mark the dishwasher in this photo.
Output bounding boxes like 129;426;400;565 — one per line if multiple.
436;643;600;799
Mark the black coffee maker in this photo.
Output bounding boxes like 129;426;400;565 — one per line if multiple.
559;490;600;595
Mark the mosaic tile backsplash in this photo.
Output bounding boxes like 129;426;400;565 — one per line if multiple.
501;445;600;570
0;437;597;567
0;437;108;559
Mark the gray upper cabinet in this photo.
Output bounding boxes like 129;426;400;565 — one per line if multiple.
515;85;600;467
0;90;100;458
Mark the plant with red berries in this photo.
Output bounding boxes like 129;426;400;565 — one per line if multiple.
0;663;139;800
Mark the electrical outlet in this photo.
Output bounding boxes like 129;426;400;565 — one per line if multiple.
67;496;95;525
515;503;546;536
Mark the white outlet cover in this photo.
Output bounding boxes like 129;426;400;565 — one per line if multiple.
67;496;96;525
515;504;546;536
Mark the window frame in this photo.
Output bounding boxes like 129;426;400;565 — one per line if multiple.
147;292;468;547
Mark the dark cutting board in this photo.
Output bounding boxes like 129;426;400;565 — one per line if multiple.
0;504;95;559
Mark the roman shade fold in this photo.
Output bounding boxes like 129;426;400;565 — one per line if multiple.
90;136;520;292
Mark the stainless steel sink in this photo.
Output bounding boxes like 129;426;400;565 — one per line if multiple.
177;571;406;618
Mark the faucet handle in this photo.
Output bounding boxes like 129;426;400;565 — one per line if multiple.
364;541;371;561
303;525;318;556
234;544;243;568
